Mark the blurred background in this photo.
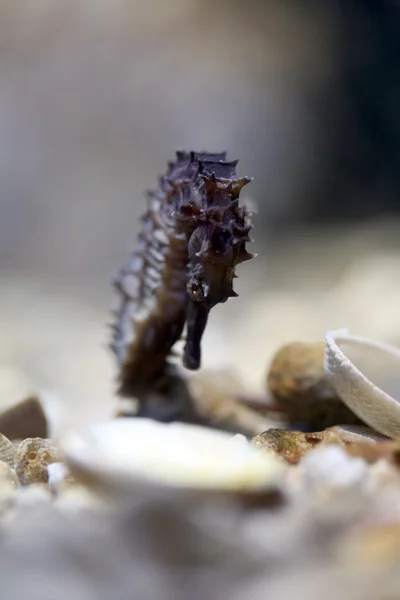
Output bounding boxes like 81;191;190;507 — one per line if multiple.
1;0;400;430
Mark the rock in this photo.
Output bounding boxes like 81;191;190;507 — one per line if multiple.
266;341;364;430
0;366;48;439
0;397;47;441
15;438;60;485
252;425;389;466
252;429;323;464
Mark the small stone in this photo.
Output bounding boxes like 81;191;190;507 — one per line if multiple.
266;341;363;430
252;429;323;464
15;438;60;485
0;366;48;440
252;425;388;466
0;397;48;441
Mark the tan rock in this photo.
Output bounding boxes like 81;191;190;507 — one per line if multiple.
252;429;323;465
15;438;60;485
252;425;388;466
266;341;363;430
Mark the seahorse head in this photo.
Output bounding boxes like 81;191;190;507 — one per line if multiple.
182;221;254;370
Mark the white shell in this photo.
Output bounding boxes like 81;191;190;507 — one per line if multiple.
324;329;400;438
60;418;287;505
0;433;16;468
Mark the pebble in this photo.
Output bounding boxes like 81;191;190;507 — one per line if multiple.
0;366;48;440
15;437;60;485
266;341;363;430
252;424;388;465
252;429;322;465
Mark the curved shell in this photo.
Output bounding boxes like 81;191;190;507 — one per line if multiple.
324;329;400;439
61;418;287;505
0;433;16;467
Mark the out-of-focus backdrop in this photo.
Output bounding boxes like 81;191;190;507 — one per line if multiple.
2;0;400;431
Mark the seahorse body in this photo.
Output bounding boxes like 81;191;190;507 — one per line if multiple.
111;150;255;400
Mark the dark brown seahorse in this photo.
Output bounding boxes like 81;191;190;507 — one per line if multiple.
110;150;255;421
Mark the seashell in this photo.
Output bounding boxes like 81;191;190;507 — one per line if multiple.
0;432;16;467
0;460;20;499
252;429;322;465
61;418;288;508
15;438;60;485
324;329;400;439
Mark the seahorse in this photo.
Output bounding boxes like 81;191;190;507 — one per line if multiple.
110;150;255;420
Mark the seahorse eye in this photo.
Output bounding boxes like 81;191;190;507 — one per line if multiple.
187;278;208;302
